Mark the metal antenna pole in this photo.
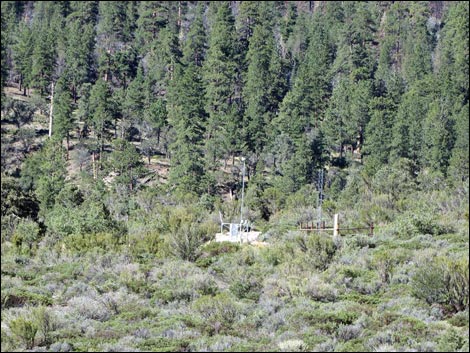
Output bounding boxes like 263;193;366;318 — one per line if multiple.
317;169;324;227
240;157;246;244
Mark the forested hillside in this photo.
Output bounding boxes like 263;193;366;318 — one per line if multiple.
1;1;469;352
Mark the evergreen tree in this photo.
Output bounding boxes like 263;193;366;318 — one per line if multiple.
13;23;34;95
63;19;96;102
422;100;454;174
274;14;332;187
53;78;74;159
401;2;432;86
434;1;469;181
243;23;275;158
146;27;181;94
30;27;56;95
167;7;207;195
203;1;238;171
121;65;145;140
390;76;436;167
136;1;177;54
108;138;144;191
363;95;396;175
20;139;67;217
89;79;115;156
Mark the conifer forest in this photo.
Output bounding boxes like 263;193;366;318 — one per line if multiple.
1;1;469;351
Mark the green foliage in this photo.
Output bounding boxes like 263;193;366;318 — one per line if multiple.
437;328;468;352
196;241;240;268
295;233;337;271
12;218;41;255
192;292;241;335
0;2;469;351
371;248;409;285
2;288;52;308
8;316;38;349
412;256;469;312
63;232;124;253
32;306;55;345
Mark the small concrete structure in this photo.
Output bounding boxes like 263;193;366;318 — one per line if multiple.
215;231;262;244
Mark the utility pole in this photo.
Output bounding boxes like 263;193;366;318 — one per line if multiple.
239;157;246;244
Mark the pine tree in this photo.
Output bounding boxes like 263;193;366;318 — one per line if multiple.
108;138;144;191
146;27;181;95
20;139;67;217
121;65;145;140
402;2;432;86
63;19;96;102
30;27;56;95
13;23;34;95
390;76;436;166
203;1;238;171
136;1;174;54
243;23;275;158
363;95;396;175
53;78;74;160
422;100;454;174
89;79;115;156
436;2;469;182
167;6;207;196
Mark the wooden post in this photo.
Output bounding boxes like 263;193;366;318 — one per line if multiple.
369;223;374;236
333;214;339;237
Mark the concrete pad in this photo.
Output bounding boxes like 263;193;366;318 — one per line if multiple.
214;231;262;244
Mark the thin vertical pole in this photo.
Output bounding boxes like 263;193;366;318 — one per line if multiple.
240;157;245;244
48;81;54;138
317;169;324;227
333;214;339;237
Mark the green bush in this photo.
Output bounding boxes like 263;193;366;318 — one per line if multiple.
370;248;409;285
63;232;124;253
33;306;55;345
437;328;468;352
168;223;205;262
196;241;240;268
448;310;469;327
9;316;38;349
1;288;52;308
295;233;337;270
192;293;241;335
12;218;41;255
412;256;469;312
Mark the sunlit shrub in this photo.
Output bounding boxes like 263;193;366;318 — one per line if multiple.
294;233;337;271
8;315;38;349
412;256;469;312
192;293;241;335
278;339;306;352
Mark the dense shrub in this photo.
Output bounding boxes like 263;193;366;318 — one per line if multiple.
412;256;469;313
192;293;241;335
294;233;337;271
8;315;38;349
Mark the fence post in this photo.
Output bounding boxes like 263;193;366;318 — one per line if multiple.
333;214;339;237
